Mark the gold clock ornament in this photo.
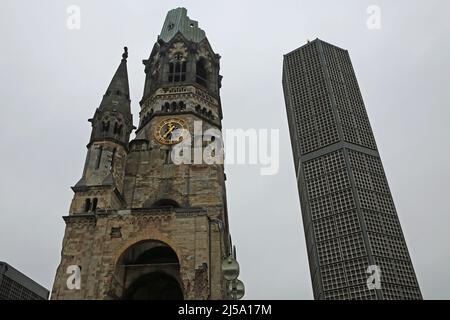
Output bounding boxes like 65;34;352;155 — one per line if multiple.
154;118;188;145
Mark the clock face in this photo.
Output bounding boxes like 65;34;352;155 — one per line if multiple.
154;118;187;145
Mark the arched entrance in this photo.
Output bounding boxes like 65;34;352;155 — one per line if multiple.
111;240;183;300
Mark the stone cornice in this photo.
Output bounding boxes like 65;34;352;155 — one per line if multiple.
140;84;220;110
64;206;208;223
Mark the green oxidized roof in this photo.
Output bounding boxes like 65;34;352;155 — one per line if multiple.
159;7;206;43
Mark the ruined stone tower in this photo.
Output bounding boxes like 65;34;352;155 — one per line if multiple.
51;8;235;300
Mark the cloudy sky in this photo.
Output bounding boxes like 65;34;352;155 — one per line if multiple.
1;0;449;299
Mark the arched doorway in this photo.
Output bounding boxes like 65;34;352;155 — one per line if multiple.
111;240;183;300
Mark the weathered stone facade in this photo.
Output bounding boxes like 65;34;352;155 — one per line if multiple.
52;8;233;300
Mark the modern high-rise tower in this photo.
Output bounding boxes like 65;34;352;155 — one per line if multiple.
51;8;238;300
282;39;422;299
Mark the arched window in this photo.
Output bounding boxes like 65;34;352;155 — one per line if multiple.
179;101;185;111
196;58;208;87
114;123;123;135
95;146;103;170
168;61;186;83
102;121;110;132
164;102;171;112
85;199;91;212
171;102;178;112
92;198;98;211
110;148;116;170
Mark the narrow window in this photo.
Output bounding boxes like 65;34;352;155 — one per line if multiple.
110;148;116;171
96;146;103;170
113;123;123;135
92;198;98;211
171;102;178;112
168;60;186;83
196;59;208;87
85;199;91;212
165;150;171;164
102;121;110;132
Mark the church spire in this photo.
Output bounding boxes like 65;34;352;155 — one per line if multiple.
72;47;133;200
99;47;131;116
88;46;134;148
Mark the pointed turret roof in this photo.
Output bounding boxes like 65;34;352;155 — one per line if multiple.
99;47;131;117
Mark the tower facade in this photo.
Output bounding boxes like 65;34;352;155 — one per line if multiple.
282;39;422;299
52;8;234;300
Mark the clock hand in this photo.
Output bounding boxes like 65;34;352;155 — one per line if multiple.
163;124;175;139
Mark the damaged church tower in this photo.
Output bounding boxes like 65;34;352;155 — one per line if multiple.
51;8;238;300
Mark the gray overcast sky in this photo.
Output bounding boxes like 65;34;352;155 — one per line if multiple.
1;0;449;299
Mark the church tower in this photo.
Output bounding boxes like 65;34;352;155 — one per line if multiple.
51;8;239;300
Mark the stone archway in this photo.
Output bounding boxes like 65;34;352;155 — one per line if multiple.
111;240;184;300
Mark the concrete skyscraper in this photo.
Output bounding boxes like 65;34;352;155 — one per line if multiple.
282;39;422;299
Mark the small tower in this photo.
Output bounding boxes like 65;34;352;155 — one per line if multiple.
51;49;135;299
70;48;134;214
